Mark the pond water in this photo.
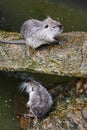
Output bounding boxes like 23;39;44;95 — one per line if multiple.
0;0;87;32
0;72;21;130
0;0;87;130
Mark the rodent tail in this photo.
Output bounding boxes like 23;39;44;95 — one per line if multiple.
0;39;25;44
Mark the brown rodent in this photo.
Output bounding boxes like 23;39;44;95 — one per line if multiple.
0;17;63;48
20;79;53;118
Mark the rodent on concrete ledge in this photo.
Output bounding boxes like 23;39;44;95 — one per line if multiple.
0;17;63;48
21;17;63;48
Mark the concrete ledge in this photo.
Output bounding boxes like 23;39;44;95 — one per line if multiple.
0;30;87;77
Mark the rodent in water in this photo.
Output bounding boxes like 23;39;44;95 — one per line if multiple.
20;79;53;118
0;17;63;48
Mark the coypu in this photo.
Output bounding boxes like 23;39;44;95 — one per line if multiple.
0;17;63;48
20;79;53;118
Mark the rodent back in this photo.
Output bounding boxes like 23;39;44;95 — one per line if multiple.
20;19;42;39
29;82;53;118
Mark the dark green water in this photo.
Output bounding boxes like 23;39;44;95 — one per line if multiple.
0;73;21;130
0;0;87;130
0;0;87;32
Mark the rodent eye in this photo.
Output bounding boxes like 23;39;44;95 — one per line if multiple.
44;25;49;28
32;87;34;91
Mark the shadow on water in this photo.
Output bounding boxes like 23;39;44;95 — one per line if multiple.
0;0;87;32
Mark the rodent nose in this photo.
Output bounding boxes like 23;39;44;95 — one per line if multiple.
26;79;32;83
58;24;63;30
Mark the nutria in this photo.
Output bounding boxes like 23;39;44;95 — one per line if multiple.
0;17;63;48
20;79;53;118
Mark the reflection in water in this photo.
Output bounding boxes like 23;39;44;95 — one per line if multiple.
0;0;87;32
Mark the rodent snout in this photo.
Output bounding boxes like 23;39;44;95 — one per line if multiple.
26;79;32;83
58;24;64;30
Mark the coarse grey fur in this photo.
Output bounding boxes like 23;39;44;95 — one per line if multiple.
20;79;53;118
20;17;63;48
0;17;63;48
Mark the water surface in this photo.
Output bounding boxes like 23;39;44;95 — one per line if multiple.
0;72;21;130
0;0;87;32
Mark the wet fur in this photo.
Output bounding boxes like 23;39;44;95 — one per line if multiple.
20;79;53;118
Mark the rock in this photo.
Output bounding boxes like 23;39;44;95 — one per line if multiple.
0;30;87;77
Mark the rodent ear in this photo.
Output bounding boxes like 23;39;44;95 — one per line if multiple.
44;25;49;28
47;16;51;20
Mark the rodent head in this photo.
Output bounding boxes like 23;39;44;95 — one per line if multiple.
25;79;39;93
41;17;63;42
